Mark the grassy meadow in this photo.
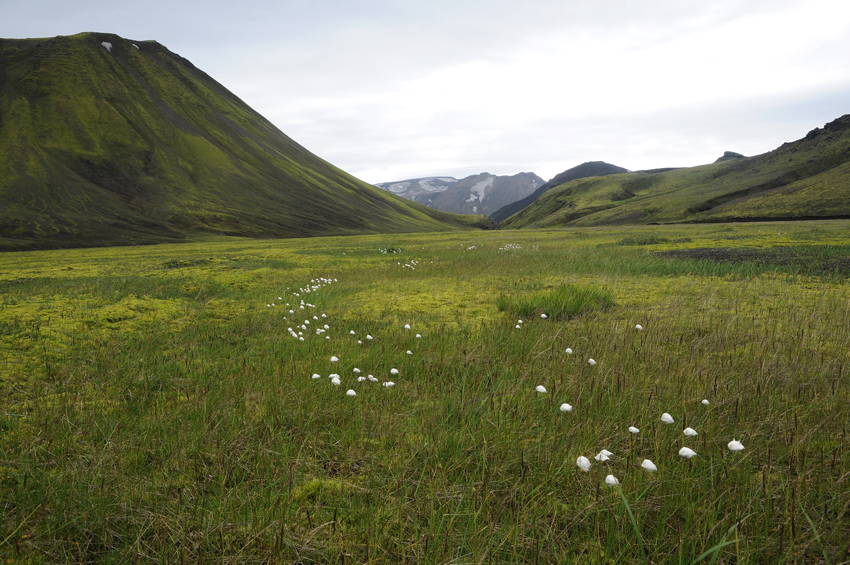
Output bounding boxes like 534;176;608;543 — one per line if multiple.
1;221;850;563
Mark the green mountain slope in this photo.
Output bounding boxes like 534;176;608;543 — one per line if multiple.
0;33;486;251
500;115;850;229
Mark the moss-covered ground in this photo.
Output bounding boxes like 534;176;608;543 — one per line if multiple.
1;221;849;563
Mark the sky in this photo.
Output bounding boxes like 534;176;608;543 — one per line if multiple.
2;0;849;183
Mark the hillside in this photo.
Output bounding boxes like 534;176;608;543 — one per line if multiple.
375;172;544;215
0;33;485;251
500;116;850;229
489;161;628;223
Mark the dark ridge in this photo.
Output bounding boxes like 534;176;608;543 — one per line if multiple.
489;161;628;224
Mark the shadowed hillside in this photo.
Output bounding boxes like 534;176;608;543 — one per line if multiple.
500;115;850;229
0;33;485;251
489;161;628;224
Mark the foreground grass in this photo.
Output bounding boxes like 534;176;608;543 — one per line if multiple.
1;221;849;563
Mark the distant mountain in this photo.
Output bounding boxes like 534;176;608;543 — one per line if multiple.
500;115;850;229
489;162;629;224
0;33;483;251
375;172;544;215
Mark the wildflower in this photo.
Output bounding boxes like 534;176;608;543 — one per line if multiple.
661;413;674;424
560;403;573;412
541;313;548;319
635;324;643;331
565;348;573;354
683;427;698;437
390;368;399;375
701;399;710;405
576;456;591;472
383;381;395;388
346;389;356;397
406;350;413;355
605;475;620;486
641;459;658;472
595;450;612;462
588;359;596;365
330;356;339;363
728;439;745;452
678;447;697;459
535;385;547;393
366;335;373;340
629;426;640;434
311;374;321;379
358;376;367;382
367;375;378;382
350;330;355;335
353;368;361;373
404;324;411;330
416;334;421;338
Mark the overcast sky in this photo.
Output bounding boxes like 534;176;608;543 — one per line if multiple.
3;0;849;183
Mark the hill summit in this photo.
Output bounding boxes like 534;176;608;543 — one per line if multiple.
0;33;479;250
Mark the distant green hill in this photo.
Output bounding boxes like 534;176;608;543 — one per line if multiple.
0;33;486;251
500;115;850;229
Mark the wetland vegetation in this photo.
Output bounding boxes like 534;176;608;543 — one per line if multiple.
1;221;849;563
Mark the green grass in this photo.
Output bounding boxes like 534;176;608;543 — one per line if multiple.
497;283;614;321
1;221;849;563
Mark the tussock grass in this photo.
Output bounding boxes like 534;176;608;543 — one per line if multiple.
1;222;849;563
497;283;614;321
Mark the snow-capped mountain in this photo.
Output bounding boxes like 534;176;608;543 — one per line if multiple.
375;172;544;215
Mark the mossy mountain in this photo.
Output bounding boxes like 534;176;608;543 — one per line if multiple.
0;33;484;251
500;115;850;229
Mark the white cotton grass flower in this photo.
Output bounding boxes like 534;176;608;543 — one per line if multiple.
576;456;591;472
661;413;674;424
383;381;395;388
330;356;339;363
629;426;640;434
559;403;573;412
641;459;658;472
406;350;413;355
588;358;596;365
353;368;361;373
322;314;327;318
541;313;548;319
311;373;321;380
683;427;698;437
702;399;710;405
346;389;356;397
595;450;613;462
350;330;355;335
358;340;362;344
565;348;573;355
366;335;373;340
728;439;745;452
299;337;304;341
515;325;521;329
404;324;411;330
635;324;644;331
331;378;341;386
416;334;421;338
390;368;399;375
357;376;367;382
535;385;547;393
679;447;697;459
367;375;378;382
605;475;620;486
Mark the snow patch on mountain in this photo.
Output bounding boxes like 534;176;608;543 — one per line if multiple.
466;176;494;203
